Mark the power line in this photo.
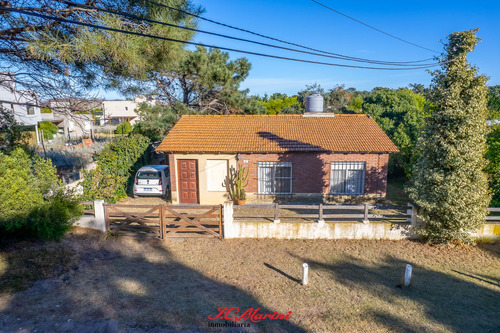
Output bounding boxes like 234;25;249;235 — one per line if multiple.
311;0;439;53
59;0;438;67
143;0;435;64
2;7;441;71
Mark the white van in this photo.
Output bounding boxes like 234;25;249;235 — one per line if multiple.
133;165;170;198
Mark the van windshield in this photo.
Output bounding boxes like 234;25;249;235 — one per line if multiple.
137;171;160;179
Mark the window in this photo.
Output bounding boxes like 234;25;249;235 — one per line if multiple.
258;162;292;194
206;160;228;191
137;171;160;179
330;162;365;195
27;105;35;115
125;106;128;111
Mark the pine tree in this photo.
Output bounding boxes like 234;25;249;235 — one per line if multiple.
407;29;491;243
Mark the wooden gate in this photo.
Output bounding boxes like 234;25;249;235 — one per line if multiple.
104;204;222;239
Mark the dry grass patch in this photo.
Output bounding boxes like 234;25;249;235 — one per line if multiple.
0;242;77;294
0;230;498;332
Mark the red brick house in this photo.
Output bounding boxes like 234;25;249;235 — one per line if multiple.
156;114;399;204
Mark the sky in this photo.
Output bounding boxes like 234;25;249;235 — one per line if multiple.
106;0;500;99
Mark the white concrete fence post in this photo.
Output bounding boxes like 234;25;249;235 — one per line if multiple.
223;201;234;238
317;203;325;225
362;204;370;224
408;203;423;228
94;199;106;232
273;203;280;223
302;263;309;285
402;264;412;288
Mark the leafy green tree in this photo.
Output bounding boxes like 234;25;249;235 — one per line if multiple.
297;83;325;110
407;29;490;244
130;46;253;114
260;93;301;115
323;85;352;113
487;85;500;120
207;88;265;115
346;93;364;113
363;88;429;177
133;102;191;141
38;121;59;140
486;125;500;206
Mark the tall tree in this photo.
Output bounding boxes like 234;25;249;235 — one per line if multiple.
486;125;500;207
297;83;325;110
363;88;429;177
323;85;352;113
112;45;255;114
0;0;199;101
407;29;491;244
487;85;500;120
133;102;191;141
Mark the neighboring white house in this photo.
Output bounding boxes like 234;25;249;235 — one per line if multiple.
101;95;156;125
0;71;42;144
44;99;99;140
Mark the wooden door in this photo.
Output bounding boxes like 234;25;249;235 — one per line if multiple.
178;159;199;204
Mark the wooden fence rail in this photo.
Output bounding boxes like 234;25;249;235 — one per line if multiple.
233;203;390;223
80;201;95;215
486;208;500;222
103;204;223;238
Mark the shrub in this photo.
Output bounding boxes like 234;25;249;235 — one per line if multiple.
81;134;149;203
114;121;133;135
0;148;81;240
38;121;58;140
26;192;82;240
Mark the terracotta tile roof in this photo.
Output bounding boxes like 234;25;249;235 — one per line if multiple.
157;114;399;153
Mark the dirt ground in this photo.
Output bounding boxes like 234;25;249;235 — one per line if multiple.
0;228;499;333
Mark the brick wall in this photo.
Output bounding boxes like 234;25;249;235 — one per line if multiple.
238;152;389;196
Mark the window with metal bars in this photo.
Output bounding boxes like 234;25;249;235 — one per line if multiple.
258;162;292;194
330;162;365;195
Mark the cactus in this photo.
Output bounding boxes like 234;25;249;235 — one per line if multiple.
224;164;249;201
234;164;249;200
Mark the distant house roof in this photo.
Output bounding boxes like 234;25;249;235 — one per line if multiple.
157;114;399;153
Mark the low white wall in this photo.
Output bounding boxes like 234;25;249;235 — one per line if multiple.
228;220;412;240
223;202;412;240
224;202;500;240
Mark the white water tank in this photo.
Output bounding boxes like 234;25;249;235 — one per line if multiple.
305;94;324;113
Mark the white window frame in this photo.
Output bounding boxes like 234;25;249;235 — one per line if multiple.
330;162;365;195
258;162;292;194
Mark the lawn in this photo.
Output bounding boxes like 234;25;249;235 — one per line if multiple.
0;229;499;332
